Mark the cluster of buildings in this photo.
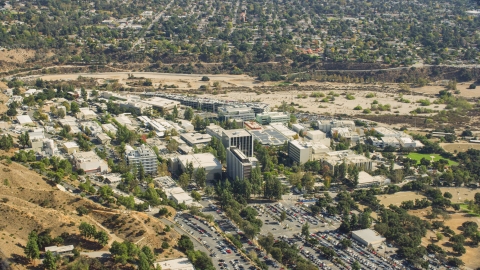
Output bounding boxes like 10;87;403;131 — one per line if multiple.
367;127;418;149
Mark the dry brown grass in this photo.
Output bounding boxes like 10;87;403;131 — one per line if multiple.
90;209;183;260
0;49;35;64
376;191;426;206
0;160;181;268
440;142;480;153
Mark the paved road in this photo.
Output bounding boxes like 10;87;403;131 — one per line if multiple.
81;251;111;258
289;63;479;75
130;0;174;51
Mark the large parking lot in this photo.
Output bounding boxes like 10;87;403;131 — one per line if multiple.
254;199;341;239
200;201;281;269
174;212;256;270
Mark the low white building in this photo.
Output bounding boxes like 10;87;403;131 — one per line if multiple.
306;130;327;141
45;245;74;255
72;151;108;174
168;187;194;206
63;141;79;154
352;229;385;247
180;133;212;146
76;107;97;120
399;137;416;148
153;258;195;270
16;115;33;125
172;153;222;181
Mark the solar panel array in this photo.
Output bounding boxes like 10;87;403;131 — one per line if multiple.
250;129;288;146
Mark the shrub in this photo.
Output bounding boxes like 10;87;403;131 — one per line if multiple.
362;109;371;114
417;99;431;106
353;105;362;110
468;84;476;89
366;93;375;98
346;94;355;100
201;76;210;81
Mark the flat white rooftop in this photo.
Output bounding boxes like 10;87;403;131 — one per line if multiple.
17;115;33;125
176;153;221;168
153;258;195;270
64;141;79;148
45;245;74;253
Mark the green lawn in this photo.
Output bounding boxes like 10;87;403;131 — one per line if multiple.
406;153;458;166
459;204;480;217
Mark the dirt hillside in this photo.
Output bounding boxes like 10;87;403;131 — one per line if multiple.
0;159;182;269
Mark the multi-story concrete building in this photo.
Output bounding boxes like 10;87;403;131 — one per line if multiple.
255;112;290;125
226;147;257;181
222;129;253;157
288;140;313;164
218;105;255;122
206;124;253;157
124;144;158;175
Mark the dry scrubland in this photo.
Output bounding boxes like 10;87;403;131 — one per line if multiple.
0;160;181;269
204;90;444;116
35;72;480;116
377;188;480;269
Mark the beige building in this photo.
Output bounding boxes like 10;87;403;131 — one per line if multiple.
321;150;373;173
63;142;79;154
96;133;111;145
288;140;312;164
76;108;97;120
72;151;108;174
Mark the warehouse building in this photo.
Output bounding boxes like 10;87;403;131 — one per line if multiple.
352;229;385;247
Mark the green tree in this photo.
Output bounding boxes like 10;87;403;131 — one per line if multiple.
81;87;87;101
142;246;155;265
7;102;17;116
18;131;30;149
138;252;150;270
70;101;80;114
280;211;287;222
95;231;109;247
178;235;194;252
184;107;194;120
24;237;40;265
178;173;190;189
194;168;207;189
191;190;202;202
79;222;97;239
301;222;310;240
43;251;57;270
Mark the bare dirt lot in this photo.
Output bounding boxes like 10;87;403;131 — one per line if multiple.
376;191;426;206
440;142;480;153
